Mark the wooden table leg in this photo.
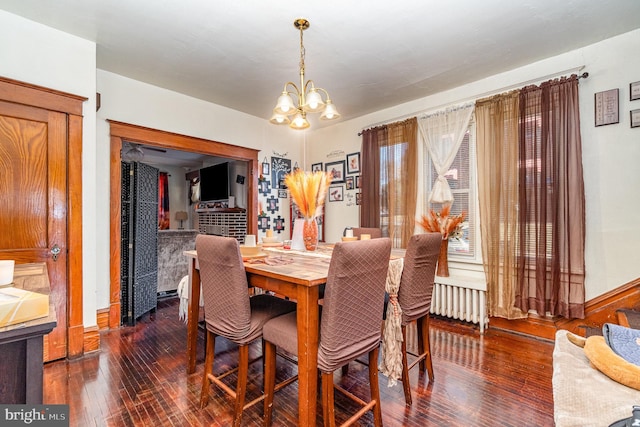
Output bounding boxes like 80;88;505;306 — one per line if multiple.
186;257;200;374
296;285;320;426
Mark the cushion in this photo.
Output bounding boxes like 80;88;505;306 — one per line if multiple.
584;335;640;391
553;330;640;427
602;323;640;366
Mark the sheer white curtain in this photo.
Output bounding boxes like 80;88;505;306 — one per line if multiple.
418;104;474;204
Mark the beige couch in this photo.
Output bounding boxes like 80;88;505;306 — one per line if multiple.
553;329;640;426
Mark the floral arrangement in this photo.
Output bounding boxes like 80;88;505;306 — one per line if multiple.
284;169;332;219
418;204;466;240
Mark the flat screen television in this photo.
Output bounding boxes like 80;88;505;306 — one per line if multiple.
199;162;229;202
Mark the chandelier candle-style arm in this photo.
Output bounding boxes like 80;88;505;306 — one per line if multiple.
270;18;340;130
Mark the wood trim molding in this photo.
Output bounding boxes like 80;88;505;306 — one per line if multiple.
67;113;84;358
108;121;259;328
96;308;110;331
490;276;640;340
0;76;86;115
83;326;100;354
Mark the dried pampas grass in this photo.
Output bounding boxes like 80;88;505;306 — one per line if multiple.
418;204;466;240
284;170;333;219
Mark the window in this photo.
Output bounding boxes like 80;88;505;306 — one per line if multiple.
423;124;476;258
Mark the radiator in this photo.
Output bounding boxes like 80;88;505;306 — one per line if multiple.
430;280;488;333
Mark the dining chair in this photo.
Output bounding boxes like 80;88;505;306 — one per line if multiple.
196;234;296;427
262;238;392;427
396;232;442;405
352;227;382;239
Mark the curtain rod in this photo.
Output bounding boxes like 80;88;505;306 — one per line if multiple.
357;66;588;136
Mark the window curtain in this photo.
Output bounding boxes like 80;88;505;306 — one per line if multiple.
360;126;386;229
360;117;418;248
516;76;585;319
476;91;526;319
386;118;418;247
158;172;170;230
418;104;475;204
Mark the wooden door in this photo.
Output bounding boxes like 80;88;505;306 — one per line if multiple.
0;100;68;361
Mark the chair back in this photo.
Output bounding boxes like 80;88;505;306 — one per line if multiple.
195;234;252;342
318;238;392;372
398;233;442;324
352;227;382;239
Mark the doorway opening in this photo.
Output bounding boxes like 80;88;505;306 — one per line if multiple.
109;121;259;329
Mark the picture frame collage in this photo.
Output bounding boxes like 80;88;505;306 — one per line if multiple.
630;81;640;128
258;156;292;235
258;151;363;237
595;81;640;128
317;152;361;204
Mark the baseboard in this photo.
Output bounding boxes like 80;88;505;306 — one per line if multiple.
83;325;100;354
489;276;640;340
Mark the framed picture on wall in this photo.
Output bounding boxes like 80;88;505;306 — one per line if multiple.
594;88;619;126
258;214;270;231
345;176;354;190
258;178;270;195
266;196;279;213
630;81;640;101
631;109;640;128
325;160;345;184
346;152;360;174
311;162;323;172
271;157;291;189
273;216;285;233
329;185;343;202
355;175;361;189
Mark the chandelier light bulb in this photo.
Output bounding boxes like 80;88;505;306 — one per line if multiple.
290;111;310;130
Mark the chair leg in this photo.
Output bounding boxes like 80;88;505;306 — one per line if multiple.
368;347;383;427
416;316;426;372
341;364;349;376
200;330;216;408
322;371;336;427
233;345;249;427
400;325;412;406
420;315;434;381
263;341;276;427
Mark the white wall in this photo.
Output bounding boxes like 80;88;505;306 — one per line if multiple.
307;29;640;300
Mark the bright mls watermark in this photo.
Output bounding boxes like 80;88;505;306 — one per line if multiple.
1;405;69;426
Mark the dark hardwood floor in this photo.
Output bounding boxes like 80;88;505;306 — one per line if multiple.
43;297;555;426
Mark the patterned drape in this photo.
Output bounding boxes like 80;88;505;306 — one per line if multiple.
158;172;170;230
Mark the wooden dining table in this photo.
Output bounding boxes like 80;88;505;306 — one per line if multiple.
183;247;331;426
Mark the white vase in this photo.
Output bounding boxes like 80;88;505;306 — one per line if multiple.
290;218;306;251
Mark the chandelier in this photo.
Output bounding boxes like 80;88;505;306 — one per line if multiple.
270;18;340;130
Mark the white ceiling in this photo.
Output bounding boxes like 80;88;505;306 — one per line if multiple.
2;0;640;125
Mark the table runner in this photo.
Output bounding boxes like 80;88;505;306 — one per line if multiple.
379;257;405;387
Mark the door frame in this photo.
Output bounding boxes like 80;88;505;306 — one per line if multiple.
108;121;259;328
0;76;86;359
